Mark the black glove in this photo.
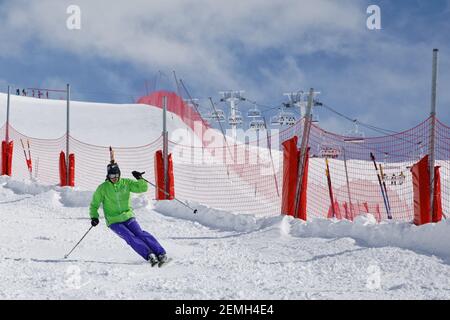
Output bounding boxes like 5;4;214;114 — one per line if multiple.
91;218;99;227
132;171;145;180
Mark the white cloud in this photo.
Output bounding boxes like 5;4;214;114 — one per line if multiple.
0;1;365;91
1;0;449;132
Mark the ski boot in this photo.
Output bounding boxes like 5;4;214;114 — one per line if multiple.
157;254;169;267
148;253;159;267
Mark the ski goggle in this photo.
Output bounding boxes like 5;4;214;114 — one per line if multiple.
108;173;120;179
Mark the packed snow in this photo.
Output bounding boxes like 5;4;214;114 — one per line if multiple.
0;93;192;146
1;95;450;300
1;176;450;299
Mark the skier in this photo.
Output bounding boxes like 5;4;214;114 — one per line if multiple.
89;163;168;266
399;171;405;185
22;89;27;96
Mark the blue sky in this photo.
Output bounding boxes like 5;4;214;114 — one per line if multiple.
0;0;449;136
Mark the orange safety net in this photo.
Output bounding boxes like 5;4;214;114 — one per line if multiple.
0;108;449;223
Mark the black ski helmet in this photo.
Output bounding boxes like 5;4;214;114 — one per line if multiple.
106;163;121;180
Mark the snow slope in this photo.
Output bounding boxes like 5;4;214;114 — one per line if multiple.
1;176;450;300
0;93;191;146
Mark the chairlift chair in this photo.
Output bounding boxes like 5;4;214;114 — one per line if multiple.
247;104;262;118
278;112;296;126
235;111;243;123
344;123;365;143
228;111;243;126
249;119;266;130
319;144;341;159
210;109;226;122
270;115;280;126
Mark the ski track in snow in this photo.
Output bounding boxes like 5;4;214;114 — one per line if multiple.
1;177;450;300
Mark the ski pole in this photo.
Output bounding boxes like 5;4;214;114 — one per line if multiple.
370;153;392;219
141;177;198;214
325;158;336;218
109;146;116;164
64;226;93;259
20;139;27;158
379;164;391;213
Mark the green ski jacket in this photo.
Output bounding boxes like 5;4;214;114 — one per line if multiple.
89;178;148;226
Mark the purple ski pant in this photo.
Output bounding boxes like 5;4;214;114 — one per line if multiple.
109;218;166;260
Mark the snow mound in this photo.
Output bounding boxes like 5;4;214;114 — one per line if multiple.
59;188;93;208
151;197;450;262
154;200;278;233
131;195;151;210
3;177;54;195
0;177;150;210
289;214;450;261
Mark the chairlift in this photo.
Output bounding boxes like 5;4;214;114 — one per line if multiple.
220;91;245;101
319;144;341;159
270;115;280;126
278;111;296;126
210;109;226;122
314;100;323;107
228;111;243;126
234;92;245;101
344;122;365;143
235;111;243;123
249;119;266;130
247;104;262;118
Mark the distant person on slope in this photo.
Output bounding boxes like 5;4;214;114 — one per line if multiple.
89;163;168;267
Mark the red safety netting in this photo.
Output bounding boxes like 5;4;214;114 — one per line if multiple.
167;138;282;218
137;91;209;136
276;117;449;221
0;98;449;222
0;124;163;195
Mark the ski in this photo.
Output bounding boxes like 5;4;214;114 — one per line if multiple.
370;153;392;219
20;138;33;179
158;257;172;268
109;146;116;164
150;260;159;267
